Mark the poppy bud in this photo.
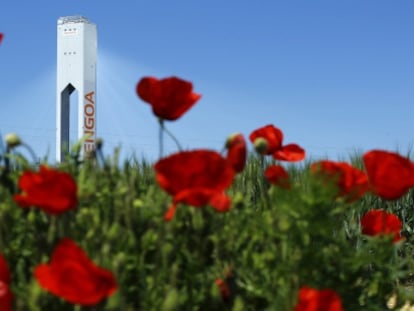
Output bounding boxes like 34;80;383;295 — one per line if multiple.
5;133;21;149
225;133;241;149
253;137;268;154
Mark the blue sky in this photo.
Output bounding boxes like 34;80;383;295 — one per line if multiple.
0;1;413;162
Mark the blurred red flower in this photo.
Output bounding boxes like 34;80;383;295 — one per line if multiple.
225;133;247;173
363;150;414;200
249;124;305;161
34;238;117;306
264;165;290;189
274;144;306;162
0;254;13;311
14;165;78;214
215;278;231;302
294;286;344;311
154;150;235;221
0;33;3;45
249;124;283;155
361;209;403;243
136;76;201;121
311;160;368;202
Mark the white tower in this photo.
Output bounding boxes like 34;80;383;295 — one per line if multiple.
56;16;97;161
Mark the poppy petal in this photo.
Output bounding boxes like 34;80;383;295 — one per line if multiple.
136;76;201;121
249;125;284;155
225;133;247;173
361;209;403;243
265;165;290;189
274;144;306;162
34;238;117;306
363;150;414;200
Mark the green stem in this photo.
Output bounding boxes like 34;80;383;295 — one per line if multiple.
159;119;183;156
159;119;164;158
22;143;38;165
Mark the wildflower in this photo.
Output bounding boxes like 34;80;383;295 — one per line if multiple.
264;165;290;189
311;160;369;202
14;165;78;214
361;209;403;243
216;266;236;304
0;254;13;311
249;124;305;161
154;150;235;221
363;150;414;200
274;143;305;162
253;137;268;154
249;124;283;155
225;133;247;173
216;278;231;302
294;286;344;311
34;238;117;306
4;133;21;148
136;76;201;121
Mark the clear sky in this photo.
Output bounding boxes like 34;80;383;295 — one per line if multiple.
0;1;413;163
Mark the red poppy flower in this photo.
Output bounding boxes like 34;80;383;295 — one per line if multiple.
34;238;117;306
274;144;306;162
264;165;290;189
136;76;201;121
249;124;283;155
363;150;414;200
361;209;403;243
311;160;369;202
154;150;235;221
249;124;305;162
225;133;247;173
0;254;12;311
294;287;344;311
14;165;78;214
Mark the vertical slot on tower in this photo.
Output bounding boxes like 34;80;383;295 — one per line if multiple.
59;83;75;160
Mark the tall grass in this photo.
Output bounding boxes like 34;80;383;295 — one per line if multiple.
1;150;414;310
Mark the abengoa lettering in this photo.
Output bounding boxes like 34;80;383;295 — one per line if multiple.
84;91;95;152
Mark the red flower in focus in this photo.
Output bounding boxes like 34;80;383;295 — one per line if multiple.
311;160;369;202
363;150;414;200
265;165;290;189
14;165;78;214
294;287;344;311
34;238;117;306
361;209;403;243
225;133;247;173
136;76;201;121
0;254;13;311
154;150;235;221
249;124;283;155
249;124;305;161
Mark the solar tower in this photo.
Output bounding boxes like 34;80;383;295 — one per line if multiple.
56;16;97;161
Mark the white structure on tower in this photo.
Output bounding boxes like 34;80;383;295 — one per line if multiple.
56;16;97;161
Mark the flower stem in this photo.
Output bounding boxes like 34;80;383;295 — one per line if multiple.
158;119;183;158
159;118;164;158
161;123;183;152
22;142;39;165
